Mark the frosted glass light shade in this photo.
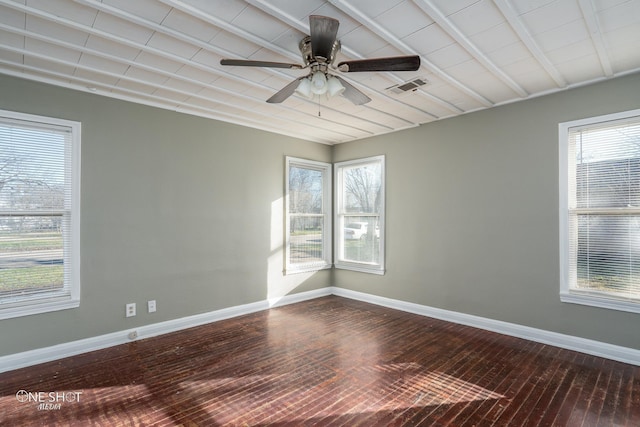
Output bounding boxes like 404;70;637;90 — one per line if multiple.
295;78;313;98
310;71;327;95
327;76;345;97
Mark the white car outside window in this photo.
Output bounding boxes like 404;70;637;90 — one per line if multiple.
344;222;379;240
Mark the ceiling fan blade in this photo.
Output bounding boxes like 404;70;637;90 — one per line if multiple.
333;76;371;105
337;55;420;72
220;59;302;69
309;15;339;60
266;77;307;103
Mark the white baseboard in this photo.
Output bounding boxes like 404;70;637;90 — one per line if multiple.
0;288;331;373
2;285;638;373
330;287;640;366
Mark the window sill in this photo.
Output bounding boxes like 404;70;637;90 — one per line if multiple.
0;298;80;320
285;264;331;275
335;263;385;275
560;291;640;314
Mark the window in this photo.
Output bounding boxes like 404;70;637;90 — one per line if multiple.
285;157;331;273
0;110;80;319
560;109;640;313
335;155;385;274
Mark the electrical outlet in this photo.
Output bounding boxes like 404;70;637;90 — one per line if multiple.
147;300;156;313
126;303;136;317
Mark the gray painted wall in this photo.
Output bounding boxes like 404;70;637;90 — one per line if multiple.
0;75;331;356
333;72;640;350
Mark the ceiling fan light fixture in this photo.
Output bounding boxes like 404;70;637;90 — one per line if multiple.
296;72;345;100
220;15;419;105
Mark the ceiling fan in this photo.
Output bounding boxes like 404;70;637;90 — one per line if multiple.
220;15;420;105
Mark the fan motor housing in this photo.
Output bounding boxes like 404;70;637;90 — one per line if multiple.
299;35;341;67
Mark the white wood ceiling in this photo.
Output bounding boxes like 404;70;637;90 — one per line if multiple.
0;0;639;144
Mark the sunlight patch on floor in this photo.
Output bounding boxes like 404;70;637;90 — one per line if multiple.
177;362;504;425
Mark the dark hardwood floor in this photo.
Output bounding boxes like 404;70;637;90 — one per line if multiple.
1;296;638;426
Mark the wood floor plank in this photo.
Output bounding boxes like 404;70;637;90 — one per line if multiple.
525;353;579;427
0;296;638;426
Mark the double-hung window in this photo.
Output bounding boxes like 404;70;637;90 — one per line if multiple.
560;109;640;313
335;155;385;274
0;110;81;319
285;157;331;273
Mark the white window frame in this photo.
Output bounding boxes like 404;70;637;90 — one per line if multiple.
334;155;385;275
559;108;640;314
0;110;81;320
285;157;332;274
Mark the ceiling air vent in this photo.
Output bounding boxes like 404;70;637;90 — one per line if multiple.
386;77;428;95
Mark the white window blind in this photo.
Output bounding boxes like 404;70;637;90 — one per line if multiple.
563;110;640;310
335;155;385;274
285;157;331;273
0;110;80;319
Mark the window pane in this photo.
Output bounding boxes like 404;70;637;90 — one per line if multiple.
0;125;66;210
289;216;324;264
341;216;380;264
574;122;640;209
576;159;640;209
342;162;382;214
575;214;640;298
0;217;64;301
289;166;322;214
285;157;331;272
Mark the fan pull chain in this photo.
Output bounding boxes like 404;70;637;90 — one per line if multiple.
318;98;321;117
